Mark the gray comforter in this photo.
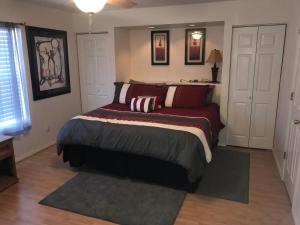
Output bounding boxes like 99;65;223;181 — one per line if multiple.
57;108;212;182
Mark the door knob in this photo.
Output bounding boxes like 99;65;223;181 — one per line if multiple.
294;120;300;125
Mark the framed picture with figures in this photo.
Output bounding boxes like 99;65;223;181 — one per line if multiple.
26;26;71;100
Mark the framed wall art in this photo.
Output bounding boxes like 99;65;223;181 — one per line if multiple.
26;26;71;100
185;28;206;65
151;30;169;65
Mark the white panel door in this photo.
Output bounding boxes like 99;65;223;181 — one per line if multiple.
285;34;300;201
249;25;286;149
77;34;114;113
227;27;258;147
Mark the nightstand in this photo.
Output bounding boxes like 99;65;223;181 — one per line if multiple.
0;135;18;191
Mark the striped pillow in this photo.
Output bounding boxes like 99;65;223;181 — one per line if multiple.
165;86;177;107
138;96;161;110
113;82;133;104
130;97;154;113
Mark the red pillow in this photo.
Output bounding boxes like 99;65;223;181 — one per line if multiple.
165;85;210;108
131;84;167;106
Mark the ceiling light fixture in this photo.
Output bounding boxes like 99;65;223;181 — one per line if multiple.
148;26;156;29
192;31;202;40
189;24;196;27
74;0;107;14
73;0;108;34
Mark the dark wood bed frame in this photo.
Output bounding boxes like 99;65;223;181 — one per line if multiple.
62;145;202;193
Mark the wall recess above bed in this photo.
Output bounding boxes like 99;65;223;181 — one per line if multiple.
114;23;224;85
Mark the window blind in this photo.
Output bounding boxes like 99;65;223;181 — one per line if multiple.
0;24;31;135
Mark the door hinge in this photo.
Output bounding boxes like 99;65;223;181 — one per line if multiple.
283;152;287;159
290;92;295;101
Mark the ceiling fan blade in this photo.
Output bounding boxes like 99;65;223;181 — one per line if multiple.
107;0;136;8
64;0;76;8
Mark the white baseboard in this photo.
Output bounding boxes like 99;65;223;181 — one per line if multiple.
293;207;298;225
15;141;56;163
218;141;226;146
272;148;284;180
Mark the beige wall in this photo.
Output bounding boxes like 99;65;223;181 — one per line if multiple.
115;28;131;82
73;0;289;144
124;25;224;83
0;0;82;161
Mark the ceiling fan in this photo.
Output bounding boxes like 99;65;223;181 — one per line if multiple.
71;0;136;33
73;0;136;13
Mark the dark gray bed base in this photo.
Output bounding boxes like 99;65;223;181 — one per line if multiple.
61;145;201;193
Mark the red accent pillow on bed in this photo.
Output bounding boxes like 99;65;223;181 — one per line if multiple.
131;84;167;106
166;85;210;108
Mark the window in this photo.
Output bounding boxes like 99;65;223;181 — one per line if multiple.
0;23;31;135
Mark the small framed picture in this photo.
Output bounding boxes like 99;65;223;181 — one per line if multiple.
151;30;169;65
185;28;206;65
26;26;71;101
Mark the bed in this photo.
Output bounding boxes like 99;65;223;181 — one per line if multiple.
57;83;223;192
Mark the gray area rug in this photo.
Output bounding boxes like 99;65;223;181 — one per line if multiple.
196;147;250;203
40;172;186;225
40;148;250;224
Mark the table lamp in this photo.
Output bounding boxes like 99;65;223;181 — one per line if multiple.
207;49;222;83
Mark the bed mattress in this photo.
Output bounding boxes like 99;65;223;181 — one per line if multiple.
57;103;223;182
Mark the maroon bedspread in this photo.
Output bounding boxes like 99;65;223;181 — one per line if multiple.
102;103;223;144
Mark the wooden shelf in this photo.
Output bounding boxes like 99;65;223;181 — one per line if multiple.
177;80;222;86
0;176;18;191
0;148;12;160
0;135;18;192
0;135;13;143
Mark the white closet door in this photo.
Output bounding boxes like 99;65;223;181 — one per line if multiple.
227;27;258;147
77;34;114;113
285;34;300;200
249;25;286;149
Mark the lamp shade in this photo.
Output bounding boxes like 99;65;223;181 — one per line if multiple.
74;0;107;13
207;49;222;64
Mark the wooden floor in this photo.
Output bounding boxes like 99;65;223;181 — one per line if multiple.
0;145;294;225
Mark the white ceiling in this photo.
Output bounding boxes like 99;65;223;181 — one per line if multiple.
19;0;233;12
